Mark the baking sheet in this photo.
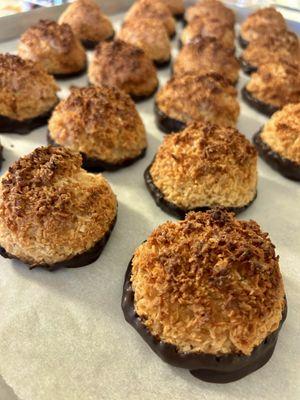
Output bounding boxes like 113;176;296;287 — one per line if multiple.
0;8;300;400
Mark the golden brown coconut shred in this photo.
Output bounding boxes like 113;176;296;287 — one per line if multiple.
18;20;87;75
48;86;147;163
0;146;117;266
149;122;257;209
132;209;285;356
173;36;239;84
261;103;300;164
156;73;240;128
246;61;300;108
240;7;287;43
124;0;176;37
20;19;75;53
0;54;59;121
88;39;158;97
58;0;114;43
185;0;235;27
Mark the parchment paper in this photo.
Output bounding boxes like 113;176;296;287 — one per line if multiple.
0;13;299;400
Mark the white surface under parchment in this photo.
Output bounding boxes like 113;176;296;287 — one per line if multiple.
0;14;300;400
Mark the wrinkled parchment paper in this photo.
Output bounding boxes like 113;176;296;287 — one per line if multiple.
0;14;299;400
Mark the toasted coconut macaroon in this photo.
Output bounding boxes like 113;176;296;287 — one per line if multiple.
158;0;184;18
0;54;59;134
122;209;286;383
239;7;287;48
124;0;176;38
242;61;300;116
155;73;239;133
48;86;147;171
18;19;87;78
58;0;114;49
180;16;235;50
240;31;300;75
144;121;257;218
88;39;158;101
185;0;235;28
173;36;239;85
0;146;117;270
118;18;171;67
254;103;300;181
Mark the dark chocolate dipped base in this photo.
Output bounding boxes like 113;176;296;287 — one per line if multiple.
47;132;146;172
130;84;159;103
0;216;117;271
144;163;257;219
154;57;171;69
81;148;146;172
88;81;158;103
53;65;87;80
239;57;257;75
254;129;300;181
0;105;57;135
238;34;249;48
81;32;115;50
122;258;287;383
242;87;279;117
154;103;186;134
174;12;184;20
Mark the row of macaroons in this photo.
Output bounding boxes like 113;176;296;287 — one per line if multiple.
57;0;300;115
1;0;299;129
0;102;299;269
0;1;290;384
0;143;287;384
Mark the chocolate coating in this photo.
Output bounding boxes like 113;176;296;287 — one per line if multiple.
254;129;300;181
174;12;184;20
130;85;159;102
242;87;279;117
48;131;146;172
144;162;257;218
81;31;115;49
0;105;57;134
53;65;87;80
240;57;257;75
122;258;287;383
154;57;171;69
154;102;186;133
88;81;158;103
0;216;116;271
238;34;249;48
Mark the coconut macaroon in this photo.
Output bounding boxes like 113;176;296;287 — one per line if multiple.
18;19;87;78
242;61;300;116
173;36;239;84
240;31;300;74
124;0;176;38
88;39;158;101
0;146;117;270
239;7;287;48
155;73;239;133
180;16;235;50
122;209;286;383
254;103;300;181
144;121;257;218
58;0;114;49
185;0;235;27
158;0;184;18
48;86;147;171
0;54;59;134
118;18;171;67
